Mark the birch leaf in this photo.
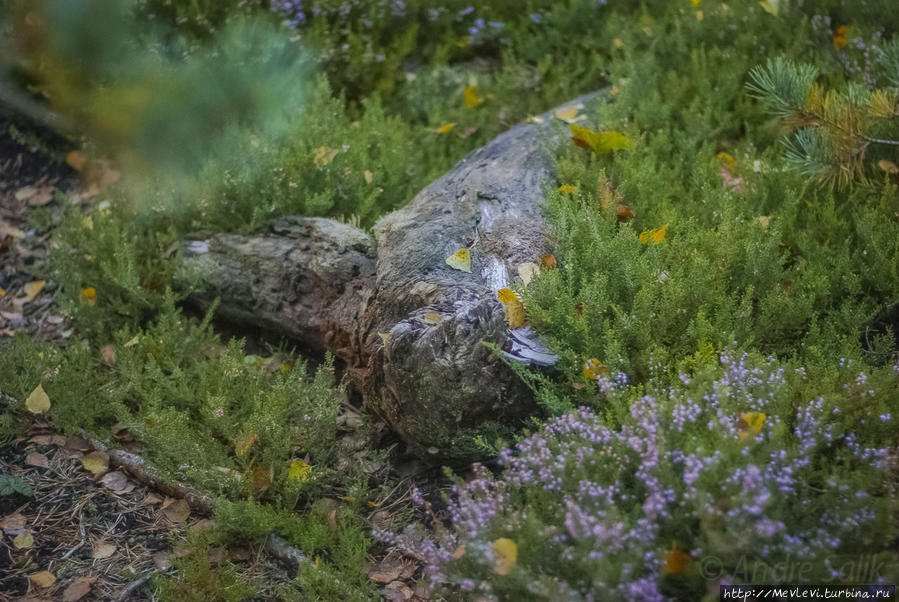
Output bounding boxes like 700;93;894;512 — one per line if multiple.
25;384;51;414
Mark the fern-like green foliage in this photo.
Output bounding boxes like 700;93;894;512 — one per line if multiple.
747;56;899;188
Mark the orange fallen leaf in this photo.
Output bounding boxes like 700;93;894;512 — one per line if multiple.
540;254;556;269
81;288;97;306
66;151;87;171
664;547;691;574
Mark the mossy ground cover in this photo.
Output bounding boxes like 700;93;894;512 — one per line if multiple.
1;0;899;599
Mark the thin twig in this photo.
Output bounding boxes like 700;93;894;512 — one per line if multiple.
113;574;151;602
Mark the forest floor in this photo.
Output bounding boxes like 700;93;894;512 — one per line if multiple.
0;124;426;602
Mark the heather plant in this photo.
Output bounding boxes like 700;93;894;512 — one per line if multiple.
385;352;899;600
523;0;899;387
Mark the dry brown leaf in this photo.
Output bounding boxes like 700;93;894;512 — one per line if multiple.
383;581;414;602
162;499;190;523
62;576;96;601
423;311;442;324
29;435;52;445
364;170;374;184
25;452;49;468
15;186;37;201
92;542;117;559
100;471;135;494
65;437;91;451
27;186;54;207
759;216;770;228
368;558;403;583
153;552;172;571
143;492;163;505
100;344;116;366
1;512;27;532
29;571;56;588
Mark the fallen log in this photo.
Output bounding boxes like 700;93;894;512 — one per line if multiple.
179;91;607;458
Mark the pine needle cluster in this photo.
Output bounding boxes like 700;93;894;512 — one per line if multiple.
747;53;899;188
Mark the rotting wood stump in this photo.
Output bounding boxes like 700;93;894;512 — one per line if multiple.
179;91;607;458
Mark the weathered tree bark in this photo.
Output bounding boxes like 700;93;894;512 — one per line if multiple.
179;91;606;458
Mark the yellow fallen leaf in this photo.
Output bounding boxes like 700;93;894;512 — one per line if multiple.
497;288;526;329
13;532;34;549
569;125;631;154
759;0;779;16
717;152;736;169
445;248;472;273
554;105;582;123
24;280;46;300
877;160;899;174
639;225;669;245
464;85;484;107
29;571;56;588
81;287;97;306
379;332;390;345
0;288;5;296
517;262;540;286
423;311;443;324
652;224;669;244
557;184;576;194
491;538;517;575
436;123;456;134
758;216;770;228
81;451;109;475
738;411;766;441
583;358;607;380
664;547;691;574
313;146;339;167
25;384;51;414
691;0;701;6
288;460;313;483
367;501;380;507
613;38;624;49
